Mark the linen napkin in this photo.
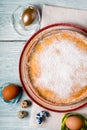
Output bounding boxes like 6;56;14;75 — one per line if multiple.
29;5;87;130
41;5;87;28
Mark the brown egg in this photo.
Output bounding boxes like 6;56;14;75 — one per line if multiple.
2;84;19;100
22;6;37;26
66;116;83;130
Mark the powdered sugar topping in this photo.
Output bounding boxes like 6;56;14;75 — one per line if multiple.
34;39;87;98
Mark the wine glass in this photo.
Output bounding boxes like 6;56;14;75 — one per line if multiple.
12;4;41;37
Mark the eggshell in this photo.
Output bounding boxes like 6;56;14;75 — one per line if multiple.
2;84;19;100
65;116;83;130
22;7;37;26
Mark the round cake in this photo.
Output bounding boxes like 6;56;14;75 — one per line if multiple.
27;30;87;105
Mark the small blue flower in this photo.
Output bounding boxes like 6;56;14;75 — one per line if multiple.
36;111;50;124
36;113;40;117
36;116;43;124
41;111;49;118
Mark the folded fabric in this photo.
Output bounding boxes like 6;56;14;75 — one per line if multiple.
41;5;87;28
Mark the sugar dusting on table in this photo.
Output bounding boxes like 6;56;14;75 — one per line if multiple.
34;39;87;98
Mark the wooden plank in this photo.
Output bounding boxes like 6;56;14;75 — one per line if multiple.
0;79;32;129
0;75;50;130
1;0;87;9
0;41;25;86
0;0;87;40
0;1;87;130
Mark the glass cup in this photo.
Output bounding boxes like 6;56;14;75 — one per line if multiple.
12;4;41;36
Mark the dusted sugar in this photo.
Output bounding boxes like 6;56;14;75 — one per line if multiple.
34;39;87;98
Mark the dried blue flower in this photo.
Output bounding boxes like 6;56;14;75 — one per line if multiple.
36;111;50;124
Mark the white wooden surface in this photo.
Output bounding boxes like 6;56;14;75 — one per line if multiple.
0;0;87;130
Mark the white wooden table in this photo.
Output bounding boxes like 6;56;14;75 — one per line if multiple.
0;0;87;130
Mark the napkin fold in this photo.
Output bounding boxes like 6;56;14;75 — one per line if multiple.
29;5;87;130
41;5;87;28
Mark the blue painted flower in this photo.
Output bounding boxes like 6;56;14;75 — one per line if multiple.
36;111;50;124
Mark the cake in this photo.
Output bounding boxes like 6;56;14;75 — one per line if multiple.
27;30;87;105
